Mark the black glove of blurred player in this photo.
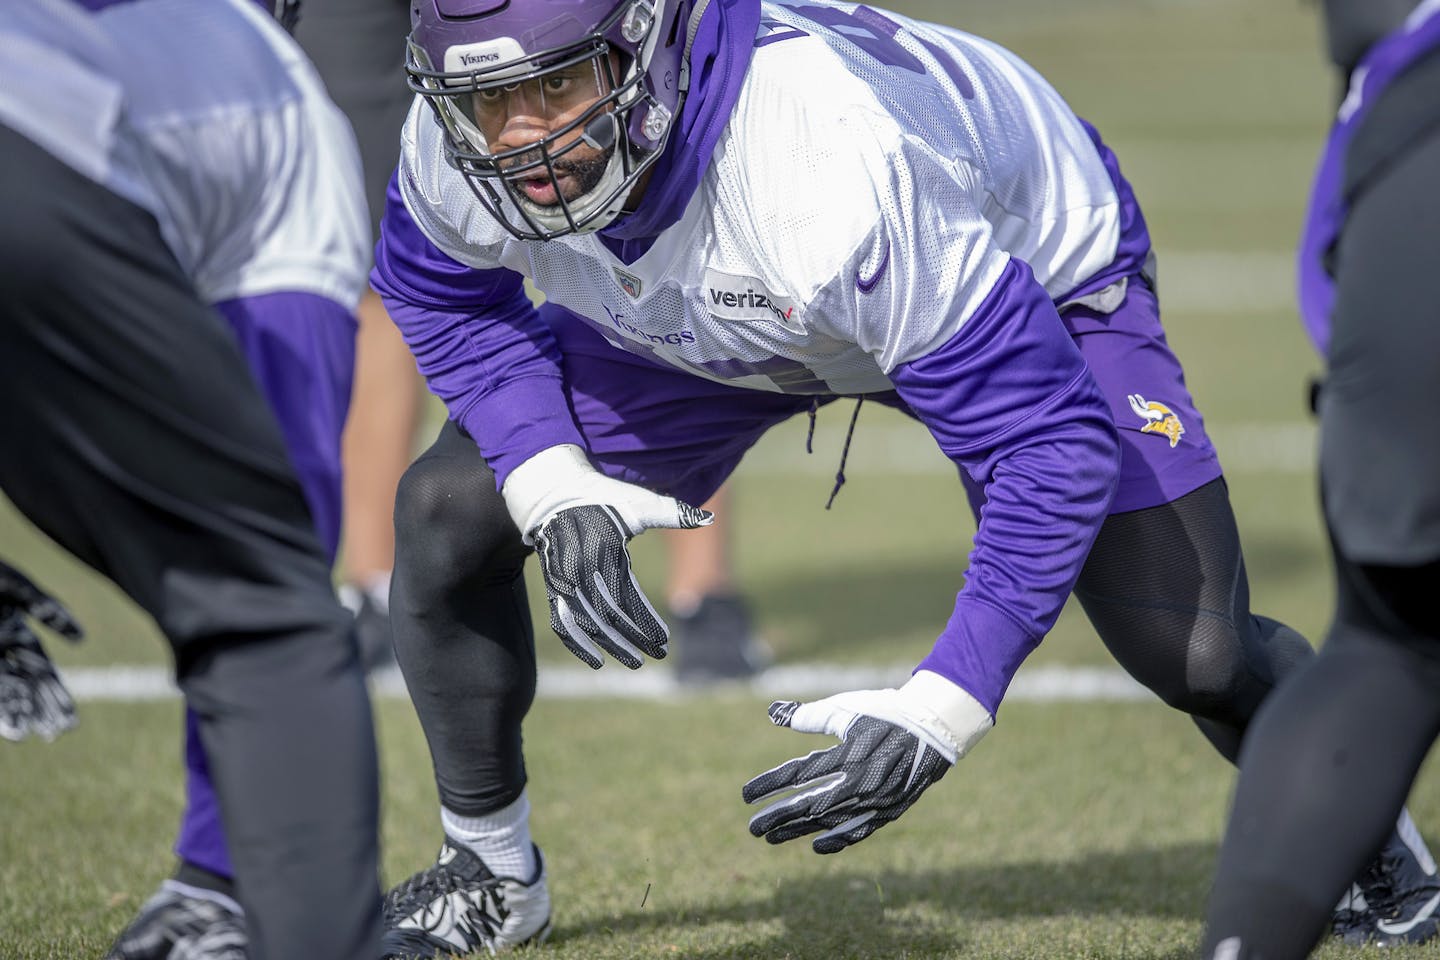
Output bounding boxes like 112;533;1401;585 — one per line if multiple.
0;560;84;742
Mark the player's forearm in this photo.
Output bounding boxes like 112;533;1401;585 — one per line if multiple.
370;184;583;487
909;410;1118;713
914;413;1118;714
376;292;581;486
890;258;1120;713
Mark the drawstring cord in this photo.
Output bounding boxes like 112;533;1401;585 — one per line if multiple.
805;397;865;510
826;397;864;510
805;398;820;454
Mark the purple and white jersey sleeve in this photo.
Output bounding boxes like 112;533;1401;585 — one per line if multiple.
372;174;583;487
889;260;1119;715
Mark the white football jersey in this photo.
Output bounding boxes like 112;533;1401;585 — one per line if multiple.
398;1;1124;395
0;0;369;309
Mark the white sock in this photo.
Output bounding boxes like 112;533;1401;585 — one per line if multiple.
339;573;392;615
361;572;392;614
441;791;537;880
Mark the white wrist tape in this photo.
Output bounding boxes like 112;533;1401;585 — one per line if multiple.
898;670;994;760
500;444;599;537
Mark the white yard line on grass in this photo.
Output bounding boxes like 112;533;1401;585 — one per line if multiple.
62;662;1151;704
1157;250;1299;315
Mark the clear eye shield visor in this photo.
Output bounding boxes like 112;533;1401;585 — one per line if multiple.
407;27;659;240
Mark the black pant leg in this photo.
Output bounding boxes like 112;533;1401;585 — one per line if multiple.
1320;104;1440;566
1201;559;1440;959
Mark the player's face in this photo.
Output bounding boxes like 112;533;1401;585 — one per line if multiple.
470;56;615;208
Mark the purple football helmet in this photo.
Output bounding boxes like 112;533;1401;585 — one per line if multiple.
407;0;699;240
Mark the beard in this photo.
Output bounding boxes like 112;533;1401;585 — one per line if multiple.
551;151;612;202
505;143;615;208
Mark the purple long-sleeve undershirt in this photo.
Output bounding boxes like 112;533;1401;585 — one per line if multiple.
370;179;583;487
891;259;1120;715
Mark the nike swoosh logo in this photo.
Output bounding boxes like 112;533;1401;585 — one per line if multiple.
398;891;474;947
856;241;890;293
1376;889;1440;936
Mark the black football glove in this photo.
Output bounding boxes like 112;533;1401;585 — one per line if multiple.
503;445;713;669
0;560;84;742
742;673;994;853
533;502;710;668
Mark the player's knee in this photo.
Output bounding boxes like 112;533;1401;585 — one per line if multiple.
1095;610;1256;720
1180;616;1314;719
1170;627;1254;716
1252;615;1315;683
393;454;527;588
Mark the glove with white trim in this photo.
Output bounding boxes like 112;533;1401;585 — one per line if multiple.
502;444;713;669
0;560;84;742
742;670;993;853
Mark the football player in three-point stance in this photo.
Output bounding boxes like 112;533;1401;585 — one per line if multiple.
362;1;1436;955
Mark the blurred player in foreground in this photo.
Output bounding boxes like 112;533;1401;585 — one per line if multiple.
1202;1;1440;955
0;1;384;958
364;1;1433;954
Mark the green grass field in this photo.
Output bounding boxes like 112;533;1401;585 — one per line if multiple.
5;1;1436;957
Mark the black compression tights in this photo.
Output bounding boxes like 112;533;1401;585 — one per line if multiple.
1074;478;1315;763
390;421;535;816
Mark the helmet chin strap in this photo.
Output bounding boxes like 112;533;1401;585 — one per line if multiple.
676;0;715;96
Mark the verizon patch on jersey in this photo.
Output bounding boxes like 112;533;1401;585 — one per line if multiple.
703;268;805;335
